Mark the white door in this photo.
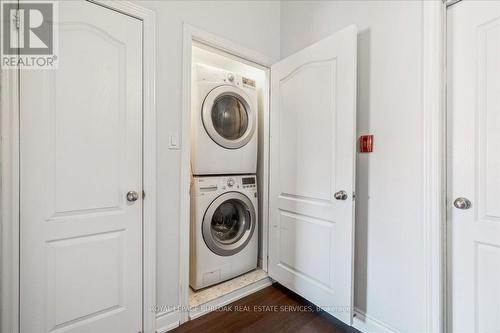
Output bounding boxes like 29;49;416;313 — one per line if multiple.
20;1;143;332
448;1;500;332
269;25;357;325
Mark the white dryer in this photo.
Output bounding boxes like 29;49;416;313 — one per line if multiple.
191;64;258;175
190;175;258;290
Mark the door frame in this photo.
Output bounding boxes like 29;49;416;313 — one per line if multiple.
419;2;447;333
0;1;157;332
179;24;273;324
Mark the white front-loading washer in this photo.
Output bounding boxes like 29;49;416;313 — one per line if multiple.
191;64;258;175
190;175;258;290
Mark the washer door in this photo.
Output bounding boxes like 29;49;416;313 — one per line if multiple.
202;85;255;149
202;192;256;256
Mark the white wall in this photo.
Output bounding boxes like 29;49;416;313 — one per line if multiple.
129;0;280;314
281;2;426;332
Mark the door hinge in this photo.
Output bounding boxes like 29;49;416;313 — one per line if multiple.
142;190;146;200
13;9;21;30
444;0;462;7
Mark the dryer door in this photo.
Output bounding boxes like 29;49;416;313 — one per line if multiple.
202;192;256;256
202;85;256;149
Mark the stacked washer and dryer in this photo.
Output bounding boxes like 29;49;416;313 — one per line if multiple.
190;64;259;290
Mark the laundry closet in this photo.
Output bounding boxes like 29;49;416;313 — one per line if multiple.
187;42;271;316
180;25;358;324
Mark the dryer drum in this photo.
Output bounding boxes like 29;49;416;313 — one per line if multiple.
202;85;256;150
211;95;248;141
210;199;248;244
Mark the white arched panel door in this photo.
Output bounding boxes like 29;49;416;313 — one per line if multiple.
448;2;500;332
269;25;357;325
19;1;143;332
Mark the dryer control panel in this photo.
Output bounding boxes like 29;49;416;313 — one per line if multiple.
196;63;256;90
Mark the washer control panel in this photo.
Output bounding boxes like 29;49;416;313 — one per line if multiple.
220;176;256;190
193;175;257;196
241;176;256;189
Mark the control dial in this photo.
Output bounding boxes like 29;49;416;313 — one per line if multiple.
227;178;235;187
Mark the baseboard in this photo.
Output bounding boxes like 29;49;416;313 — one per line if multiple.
188;277;272;320
352;308;399;333
155;310;181;333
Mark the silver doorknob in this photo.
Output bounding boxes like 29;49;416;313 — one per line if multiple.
454;197;471;210
334;190;348;200
126;191;139;202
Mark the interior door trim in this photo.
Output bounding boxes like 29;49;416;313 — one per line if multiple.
419;2;447;333
0;1;157;332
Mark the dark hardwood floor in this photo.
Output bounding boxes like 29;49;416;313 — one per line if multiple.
171;283;361;333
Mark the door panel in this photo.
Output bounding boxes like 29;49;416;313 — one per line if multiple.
269;25;357;325
20;1;143;332
47;231;125;327
448;2;500;332
279;60;336;202
55;20;126;213
277;212;335;287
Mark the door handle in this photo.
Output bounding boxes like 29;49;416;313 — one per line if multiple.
126;191;139;202
334;190;348;200
454;197;471;210
245;209;252;230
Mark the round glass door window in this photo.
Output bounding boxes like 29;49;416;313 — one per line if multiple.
211;95;249;141
202;86;255;149
210;199;248;244
203;192;255;256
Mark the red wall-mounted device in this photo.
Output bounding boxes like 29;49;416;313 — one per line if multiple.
359;135;374;153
